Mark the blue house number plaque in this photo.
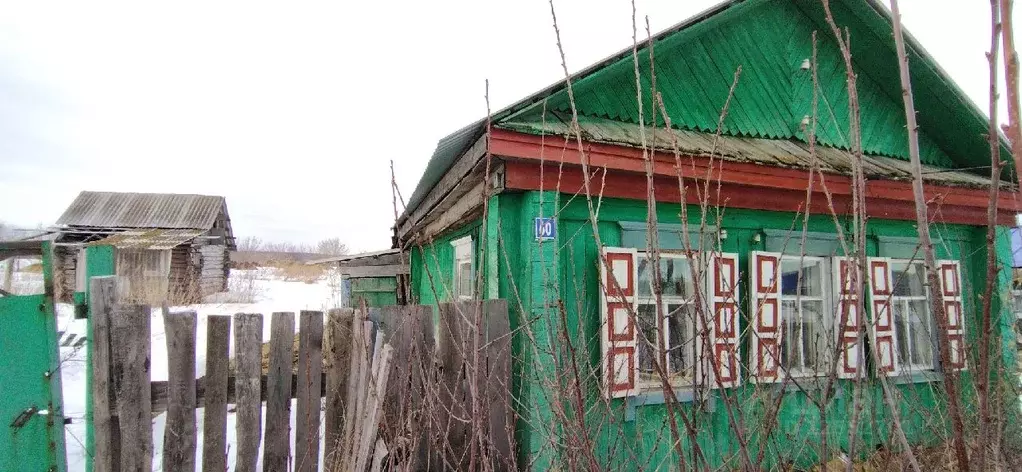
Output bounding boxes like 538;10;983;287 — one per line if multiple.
534;217;556;241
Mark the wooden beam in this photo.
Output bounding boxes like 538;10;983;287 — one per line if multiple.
413;180;486;244
149;373;329;414
340;265;410;278
398;134;488;239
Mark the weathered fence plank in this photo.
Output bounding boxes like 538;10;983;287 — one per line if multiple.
341;318;372;468
295;310;324;472
90;276;120;472
201;315;231;472
484;299;514;470
375;304;433;470
111;303;152;472
324;308;354;471
234;313;264;472
162;311;197;472
262;312;295;472
354;338;393;472
438;302;470;469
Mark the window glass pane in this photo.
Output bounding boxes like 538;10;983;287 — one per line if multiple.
892;262;926;297
666;303;692;378
909;299;933;367
661;258;695;298
780;258;824;296
636;304;658;376
637;256;695;298
782;300;800;370
801;301;827;371
894;301;911;366
456;260;473;299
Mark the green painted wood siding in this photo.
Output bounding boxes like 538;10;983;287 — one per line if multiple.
349;276;399;308
502;0;996;170
405;190;1016;469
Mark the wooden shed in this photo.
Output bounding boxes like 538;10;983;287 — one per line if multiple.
51;191;236;304
308;249;408;308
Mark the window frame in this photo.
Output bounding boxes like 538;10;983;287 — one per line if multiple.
777;255;834;379
451;235;474;302
634;251;699;390
888;259;938;374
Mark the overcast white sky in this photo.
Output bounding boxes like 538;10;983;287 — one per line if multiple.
0;1;1014;252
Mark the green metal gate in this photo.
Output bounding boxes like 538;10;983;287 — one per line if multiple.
0;241;67;472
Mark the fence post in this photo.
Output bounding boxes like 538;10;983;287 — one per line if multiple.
111;303;152;472
296;310;324;472
234;313;264;472
162;310;197;472
89;276;120;472
201;315;231;472
263;312;295;472
325;308;354;471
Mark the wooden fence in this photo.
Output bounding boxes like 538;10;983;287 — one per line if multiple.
88;276;513;472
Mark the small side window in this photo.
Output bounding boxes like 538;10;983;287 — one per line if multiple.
451;236;474;301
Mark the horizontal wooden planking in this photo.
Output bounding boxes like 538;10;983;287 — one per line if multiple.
149;373;327;414
350;277;398;293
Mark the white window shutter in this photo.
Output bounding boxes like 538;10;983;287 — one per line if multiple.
938;260;967;371
600;247;640;398
709;252;741;388
750;251;782;383
832;257;865;378
863;257;897;376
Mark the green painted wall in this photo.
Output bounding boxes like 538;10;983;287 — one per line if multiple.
409;190;1018;469
409;220;483;340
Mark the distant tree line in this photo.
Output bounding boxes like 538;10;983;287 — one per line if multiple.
236;236;349;256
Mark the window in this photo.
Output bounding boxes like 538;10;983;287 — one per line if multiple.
890;261;936;372
451;236;473;301
778;256;832;377
635;253;697;387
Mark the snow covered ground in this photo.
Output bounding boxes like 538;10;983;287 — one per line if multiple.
58;268;343;471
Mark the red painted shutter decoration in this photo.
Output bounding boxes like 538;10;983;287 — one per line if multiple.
865;257;898;376
709;253;741;388
600;247;639;398
751;251;782;383
938;260;966;371
832;257;865;378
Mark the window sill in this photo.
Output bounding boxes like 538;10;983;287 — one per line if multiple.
894;370;942;384
624;387;714;422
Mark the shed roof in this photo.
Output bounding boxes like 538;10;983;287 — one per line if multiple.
403;0;1010;220
56;191;227;230
87;228;206;250
306;248;400;266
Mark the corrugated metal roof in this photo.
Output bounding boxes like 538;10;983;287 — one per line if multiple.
56;191;226;229
87;228;204;250
403;0;1011;220
498;115;999;189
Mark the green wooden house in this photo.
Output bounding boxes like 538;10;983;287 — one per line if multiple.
397;0;1021;468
